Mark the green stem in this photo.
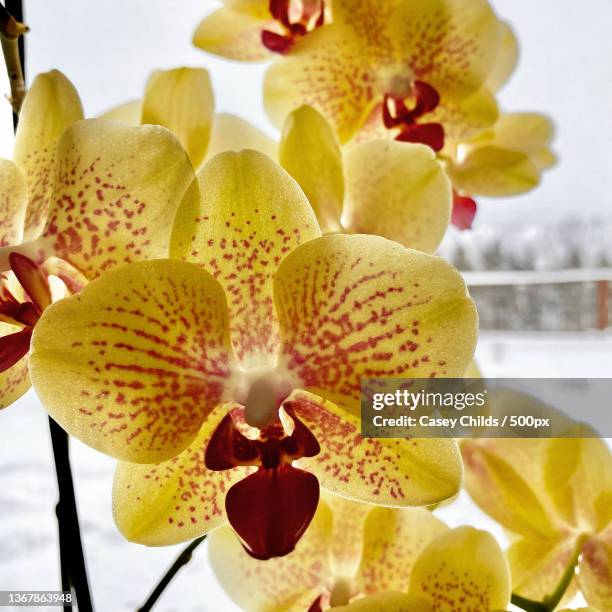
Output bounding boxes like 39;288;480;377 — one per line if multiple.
511;534;587;612
137;536;207;612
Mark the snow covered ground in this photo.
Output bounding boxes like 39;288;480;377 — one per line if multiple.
2;331;609;611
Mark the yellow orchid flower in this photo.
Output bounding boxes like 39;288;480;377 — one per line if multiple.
462;420;612;610
0;71;199;409
209;494;511;611
30;150;477;560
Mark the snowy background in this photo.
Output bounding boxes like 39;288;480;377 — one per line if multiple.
1;1;611;610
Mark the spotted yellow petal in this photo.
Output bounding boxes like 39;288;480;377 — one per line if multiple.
392;0;501;99
142;67;215;169
206;113;278;161
356;507;448;594
274;234;477;414
486;21;519;92
428;87;499;142
193;7;274;62
30;259;237;463
0;321;30;409
0;158;27;246
448;145;540;197
334;592;433;612
170;150;321;369
264;25;375;143
98;99;142;125
343;141;451;253
408;526;511;611
579;531;612;611
209;499;333;611
462;438;556;538
289;392;464;507
30;119;198;280
113;403;250;546
279;105;344;232
13;70;84;240
507;534;579;603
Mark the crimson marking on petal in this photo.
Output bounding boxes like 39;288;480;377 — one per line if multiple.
205;412;260;470
395;123;445;152
307;595;324;612
0;328;32;372
451;191;477;230
9;253;52;312
263;0;326;54
226;464;319;560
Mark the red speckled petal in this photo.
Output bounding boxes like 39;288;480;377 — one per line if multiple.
209;499;333;611
273;234;478;413
0;322;30;409
13;70;84;240
578;531;612;611
356;507;448;594
38;118;199;280
0;159;27;247
30;259;237;463
264;25;376;143
226;463;320;560
288;392;464;506
408;527;511;611
171;150;320;369
113;403;252;545
391;0;501;99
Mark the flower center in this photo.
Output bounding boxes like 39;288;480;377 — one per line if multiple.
329;577;355;607
382;80;445;152
262;0;326;54
205;401;321;560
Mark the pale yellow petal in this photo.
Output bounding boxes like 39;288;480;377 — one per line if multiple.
30;259;237;463
579;531;612;611
343;140;451;253
280;105;344;232
170;150;321;369
0;158;27;246
142;67;215;168
408;526;511;611
13;70;84;240
334;592;433;612
98;99;142;125
486;21;519;92
206;113;278;161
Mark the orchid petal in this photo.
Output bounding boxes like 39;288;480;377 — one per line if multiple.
0;159;27;247
14;70;84;240
264;25;375;143
507;534;579;603
492;112;555;155
0;327;31;373
334;592;433;612
280;105;344;232
448;145;540;197
31;119;198;279
428;87;499;142
0;322;30;409
486;21;519;92
98;99;142;125
193;7;275;62
113;404;250;546
9;253;52;312
206;113;278;161
30;259;237;463
208;500;333;611
356;507;448;594
171;150;320;369
142;68;215;169
343;141;451;253
288;393;464;507
274;234;478;414
408;526;511;611
392;0;501;99
579;531;612;611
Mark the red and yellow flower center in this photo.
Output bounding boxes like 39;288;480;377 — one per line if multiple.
383;81;445;152
205;400;320;560
262;0;326;54
0;253;52;372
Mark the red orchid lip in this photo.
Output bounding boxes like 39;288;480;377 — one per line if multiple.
205;403;321;560
451;191;478;230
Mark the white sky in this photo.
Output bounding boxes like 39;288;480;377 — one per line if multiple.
1;0;612;226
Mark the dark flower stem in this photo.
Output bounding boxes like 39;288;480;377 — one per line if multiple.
3;1;92;609
137;536;207;612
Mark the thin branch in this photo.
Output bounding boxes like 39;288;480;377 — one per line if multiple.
0;1;28;122
137;536;207;612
